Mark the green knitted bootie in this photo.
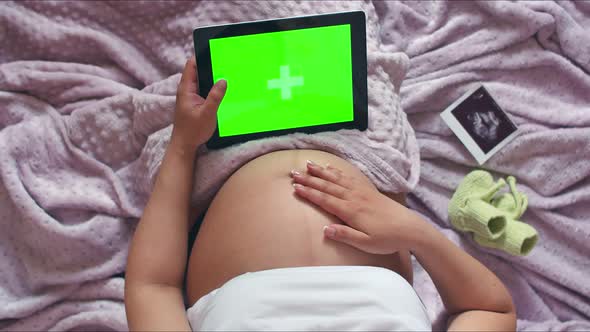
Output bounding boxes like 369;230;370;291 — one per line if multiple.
449;171;508;239
473;220;538;256
491;176;528;220
477;176;538;256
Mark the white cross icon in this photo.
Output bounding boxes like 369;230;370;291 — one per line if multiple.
267;65;304;100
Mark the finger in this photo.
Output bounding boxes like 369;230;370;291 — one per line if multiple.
306;161;352;189
200;79;227;116
178;56;199;95
293;184;351;221
326;163;344;175
326;163;342;173
290;170;348;199
323;224;371;252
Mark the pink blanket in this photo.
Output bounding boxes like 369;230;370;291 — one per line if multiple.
382;1;590;330
1;1;589;331
0;1;417;330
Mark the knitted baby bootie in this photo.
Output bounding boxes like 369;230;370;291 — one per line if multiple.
449;170;508;240
475;176;538;256
491;176;528;220
473;220;538;256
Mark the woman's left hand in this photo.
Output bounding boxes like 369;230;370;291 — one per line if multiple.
290;162;423;255
170;56;227;153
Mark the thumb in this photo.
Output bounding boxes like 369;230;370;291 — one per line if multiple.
201;79;227;114
323;224;371;252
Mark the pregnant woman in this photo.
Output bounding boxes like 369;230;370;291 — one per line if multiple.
124;57;516;331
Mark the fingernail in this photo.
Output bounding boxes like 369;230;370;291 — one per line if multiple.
306;160;317;167
290;170;301;177
216;79;227;89
323;225;336;237
293;183;303;190
325;163;331;168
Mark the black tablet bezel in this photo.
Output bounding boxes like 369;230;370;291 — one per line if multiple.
193;11;367;149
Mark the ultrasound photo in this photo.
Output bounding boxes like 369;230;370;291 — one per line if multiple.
451;86;517;154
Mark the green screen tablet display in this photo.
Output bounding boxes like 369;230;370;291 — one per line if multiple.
209;24;353;137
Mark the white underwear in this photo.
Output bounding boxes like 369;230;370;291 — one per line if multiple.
187;265;431;331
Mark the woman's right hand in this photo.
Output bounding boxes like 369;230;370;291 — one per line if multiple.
290;161;425;255
171;56;227;154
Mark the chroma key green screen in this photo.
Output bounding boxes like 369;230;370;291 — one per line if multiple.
209;24;354;137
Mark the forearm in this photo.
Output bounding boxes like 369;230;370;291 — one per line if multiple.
126;141;196;288
410;217;515;316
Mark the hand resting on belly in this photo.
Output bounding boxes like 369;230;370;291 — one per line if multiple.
185;149;412;305
125;56;515;332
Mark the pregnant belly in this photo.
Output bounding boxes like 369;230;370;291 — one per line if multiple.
186;149;411;305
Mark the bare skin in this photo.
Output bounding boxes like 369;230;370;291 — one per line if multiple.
124;56;516;331
292;162;517;331
185;149;413;305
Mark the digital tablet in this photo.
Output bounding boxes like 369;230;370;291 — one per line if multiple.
193;11;367;149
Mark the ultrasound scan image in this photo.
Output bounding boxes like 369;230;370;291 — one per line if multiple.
451;87;517;153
